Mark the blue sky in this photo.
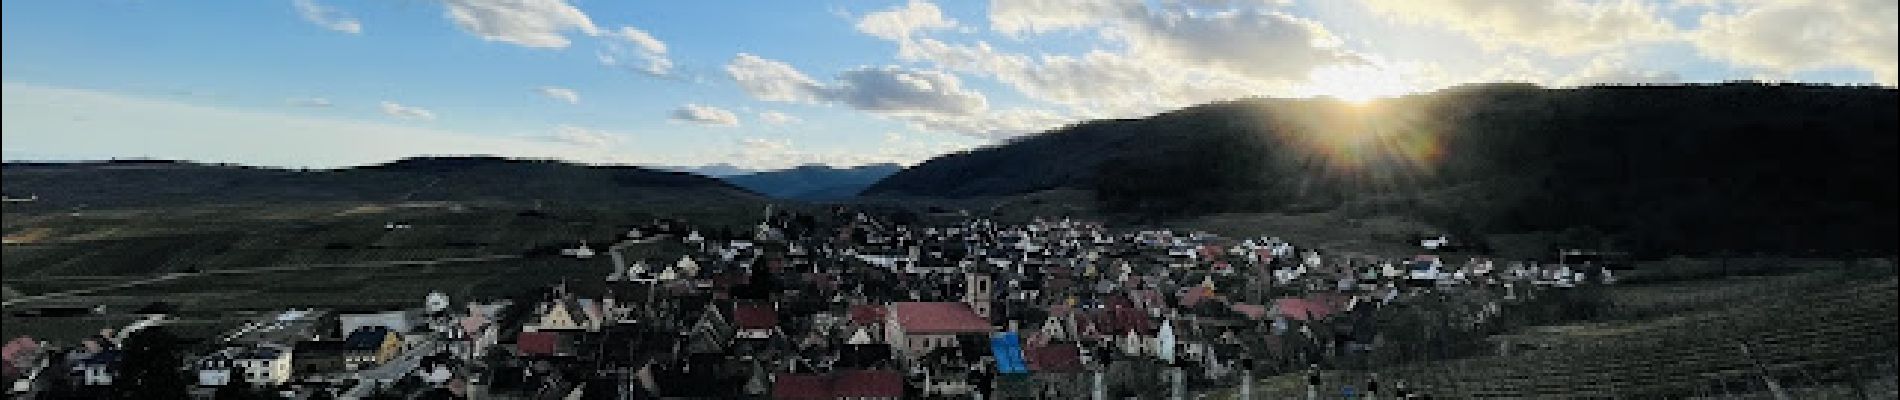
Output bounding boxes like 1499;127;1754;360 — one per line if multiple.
3;0;1893;169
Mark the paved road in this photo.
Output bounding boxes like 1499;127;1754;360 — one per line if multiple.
2;255;519;307
340;338;442;399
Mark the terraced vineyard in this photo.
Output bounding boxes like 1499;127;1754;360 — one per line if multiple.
1383;276;1898;398
1222;270;1898;399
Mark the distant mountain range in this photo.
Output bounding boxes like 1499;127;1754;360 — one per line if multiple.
1;156;762;209
658;163;756;177
867;83;1899;257
721;164;903;201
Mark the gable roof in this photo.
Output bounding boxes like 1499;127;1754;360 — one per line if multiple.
2;337;38;362
891;302;991;334
344;327;391;350
733;304;778;330
1271;297;1337;321
1024;343;1083;373
831;370;905;398
516;331;559;356
848;304;886;325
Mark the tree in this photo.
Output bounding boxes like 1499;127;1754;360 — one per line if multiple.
116;327;191;400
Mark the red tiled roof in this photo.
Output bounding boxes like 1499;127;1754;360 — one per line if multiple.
849;304;886;325
773;370;904;399
1179;286;1216;308
1272;298;1337;321
2;337;38;362
891;302;991;334
772;374;829;400
734;305;778;330
1087;306;1154;335
1024;344;1083;373
832;370;904;398
516;331;559;356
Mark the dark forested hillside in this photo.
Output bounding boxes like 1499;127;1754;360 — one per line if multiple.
0;156;763;210
720;163;902;201
864;83;1899;257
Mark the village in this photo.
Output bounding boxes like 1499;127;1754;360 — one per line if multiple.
4;206;1632;399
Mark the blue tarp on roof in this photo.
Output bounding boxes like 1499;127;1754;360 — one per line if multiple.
992;332;1027;374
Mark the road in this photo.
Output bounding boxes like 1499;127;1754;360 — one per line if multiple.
340;337;442;399
2;255;519;307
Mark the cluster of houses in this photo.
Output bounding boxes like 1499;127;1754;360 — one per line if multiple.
6;296;509;398
4;207;1620;399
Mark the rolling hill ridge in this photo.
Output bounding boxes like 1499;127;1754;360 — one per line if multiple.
865;83;1900;257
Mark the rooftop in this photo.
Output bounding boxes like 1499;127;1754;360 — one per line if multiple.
891;302;991;334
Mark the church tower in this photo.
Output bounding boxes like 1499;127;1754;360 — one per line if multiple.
965;271;993;321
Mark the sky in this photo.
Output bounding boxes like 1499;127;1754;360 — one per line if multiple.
3;0;1894;170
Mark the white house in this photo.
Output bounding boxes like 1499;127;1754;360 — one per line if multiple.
196;345;294;386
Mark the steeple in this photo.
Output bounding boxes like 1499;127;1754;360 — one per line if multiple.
965;270;993;321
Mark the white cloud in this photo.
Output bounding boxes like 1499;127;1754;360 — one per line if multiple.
286;97;333;107
758;111;803;125
856;0;959;40
536;86;580;104
669;103;741;127
599;26;674;76
988;0;1145;36
1;82;634;168
293;0;363;34
725;53;990;117
441;0;600;48
863;1;1358;124
607;26;667;55
726;53;828;103
1117;9;1359;81
1689;0;1897;85
379;101;436;121
1359;0;1677;55
828;67;987;116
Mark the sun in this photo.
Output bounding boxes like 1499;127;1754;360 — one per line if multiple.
1300;64;1415;104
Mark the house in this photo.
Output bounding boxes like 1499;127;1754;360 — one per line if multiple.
2;337;40;380
64;345;119;387
342;327;400;369
683;301;735;354
1271;297;1339;322
847;304;887;342
447;311;498;360
291;340;349;375
886;302;993;359
771;370;905;400
526;297;596;332
1023;343;1086;399
195;345;294;386
514;331;563;357
733;304;779;340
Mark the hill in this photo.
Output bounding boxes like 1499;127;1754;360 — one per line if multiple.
1;156;764;210
864;83;1899;257
721;163;903;201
